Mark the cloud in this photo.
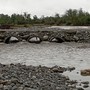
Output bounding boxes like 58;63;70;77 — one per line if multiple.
0;0;90;17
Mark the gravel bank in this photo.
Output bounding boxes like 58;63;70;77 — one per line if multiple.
0;63;80;90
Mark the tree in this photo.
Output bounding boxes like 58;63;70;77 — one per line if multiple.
0;14;11;24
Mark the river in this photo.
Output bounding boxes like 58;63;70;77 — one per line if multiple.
0;41;90;90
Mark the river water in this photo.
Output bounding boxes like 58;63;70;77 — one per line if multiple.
0;41;90;90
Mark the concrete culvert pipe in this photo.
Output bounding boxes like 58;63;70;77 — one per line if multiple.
27;36;42;44
4;36;19;44
49;37;64;43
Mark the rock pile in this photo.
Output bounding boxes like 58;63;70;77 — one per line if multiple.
0;63;80;90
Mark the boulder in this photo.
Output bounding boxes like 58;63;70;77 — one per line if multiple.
81;69;90;76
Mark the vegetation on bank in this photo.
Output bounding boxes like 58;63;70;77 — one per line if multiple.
0;8;90;26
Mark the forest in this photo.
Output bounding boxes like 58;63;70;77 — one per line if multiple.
0;8;90;26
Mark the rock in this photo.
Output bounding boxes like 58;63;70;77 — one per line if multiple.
81;69;90;76
31;76;36;80
77;87;84;90
24;88;37;90
81;81;89;84
0;80;11;85
43;35;48;41
81;71;86;76
56;86;61;89
23;82;30;87
12;85;18;90
0;84;3;89
83;84;89;88
77;72;79;74
11;78;19;84
29;72;31;78
80;60;83;61
3;85;10;90
78;83;81;86
68;84;76;88
67;80;77;85
51;66;65;73
7;85;12;90
67;66;75;72
18;87;24;90
52;68;64;73
73;89;78;90
65;76;69;80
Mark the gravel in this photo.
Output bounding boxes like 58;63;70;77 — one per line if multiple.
0;63;80;90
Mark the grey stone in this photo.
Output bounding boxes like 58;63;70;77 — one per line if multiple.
77;87;84;90
0;84;3;89
83;84;89;88
18;87;24;90
81;81;89;84
3;85;9;90
12;85;18;90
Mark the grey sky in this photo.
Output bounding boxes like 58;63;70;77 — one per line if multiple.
0;0;90;17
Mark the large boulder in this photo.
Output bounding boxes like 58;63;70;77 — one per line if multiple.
81;69;90;76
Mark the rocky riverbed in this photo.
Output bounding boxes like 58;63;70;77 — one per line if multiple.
0;42;90;90
0;63;86;90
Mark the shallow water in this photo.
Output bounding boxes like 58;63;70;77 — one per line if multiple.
49;26;90;29
0;42;90;89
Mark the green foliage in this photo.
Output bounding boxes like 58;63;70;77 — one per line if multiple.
0;14;11;24
61;8;90;26
0;9;90;26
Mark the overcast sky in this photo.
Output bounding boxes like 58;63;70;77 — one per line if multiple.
0;0;90;17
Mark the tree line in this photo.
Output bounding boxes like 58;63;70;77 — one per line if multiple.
0;8;90;26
